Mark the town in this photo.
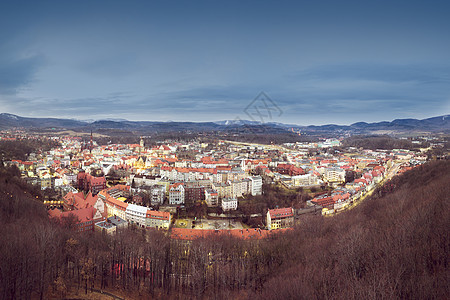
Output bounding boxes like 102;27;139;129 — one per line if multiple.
1;130;439;240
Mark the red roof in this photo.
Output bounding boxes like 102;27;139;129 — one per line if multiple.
268;207;294;219
51;207;97;224
171;228;289;241
354;178;368;185
146;210;170;220
98;185;130;211
311;196;335;208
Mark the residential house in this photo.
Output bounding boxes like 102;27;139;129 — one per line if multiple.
266;207;294;230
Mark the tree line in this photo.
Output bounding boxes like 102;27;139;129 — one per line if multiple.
341;135;429;150
0;138;60;161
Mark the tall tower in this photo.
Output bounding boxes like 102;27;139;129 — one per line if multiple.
89;130;94;153
140;136;144;148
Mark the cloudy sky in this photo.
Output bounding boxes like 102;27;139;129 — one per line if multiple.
1;0;449;125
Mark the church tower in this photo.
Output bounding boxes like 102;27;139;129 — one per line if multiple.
89;131;94;153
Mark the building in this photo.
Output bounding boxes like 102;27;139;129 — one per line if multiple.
212;182;232;198
184;185;205;206
95;220;117;235
222;197;238;211
126;203;148;227
129;174;161;187
291;173;320;187
169;183;185;205
98;185;130;220
151;186;166;206
266;207;294;230
99;185;172;230
49;206;105;233
231;180;249;198
277;164;305;176
63;191;101;212
205;189;219;207
63;173;77;185
77;171;107;195
250;176;263;196
40;177;52;190
95;215;128;234
108;215;127;229
145;210;171;229
323;168;345;183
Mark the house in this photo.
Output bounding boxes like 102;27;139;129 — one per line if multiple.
266;207;294;230
40;177;52;190
291;173;321;187
231;180;249;198
107;215;127;229
310;196;335;209
94;220;117;235
169;183;185;205
323;167;345;183
184;185;205;206
205;189;219;207
212;182;232;198
250;176;263;196
151;186;166;206
145;210;171;229
221;197;238;211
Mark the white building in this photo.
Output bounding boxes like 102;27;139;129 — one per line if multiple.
231;180;249;198
151;186;166;205
126;204;148;227
221;197;238;211
169;184;185;205
63;173;77;185
205;189;219;207
250;176;263;196
323;168;346;183
292;173;320;187
130;174;161;187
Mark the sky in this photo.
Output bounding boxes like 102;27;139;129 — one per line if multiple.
0;0;449;125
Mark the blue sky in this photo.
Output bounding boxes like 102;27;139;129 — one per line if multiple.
0;0;449;125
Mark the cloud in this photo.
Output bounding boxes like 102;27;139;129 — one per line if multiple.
289;63;450;84
1;1;449;124
0;54;45;95
280;63;450;112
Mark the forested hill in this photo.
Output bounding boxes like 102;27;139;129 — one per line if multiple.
256;160;449;299
1;113;449;134
0;160;448;299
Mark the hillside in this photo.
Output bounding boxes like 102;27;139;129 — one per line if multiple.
256;160;449;299
0;160;448;299
1;113;449;135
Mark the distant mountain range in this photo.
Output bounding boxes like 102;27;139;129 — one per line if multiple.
0;113;448;135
